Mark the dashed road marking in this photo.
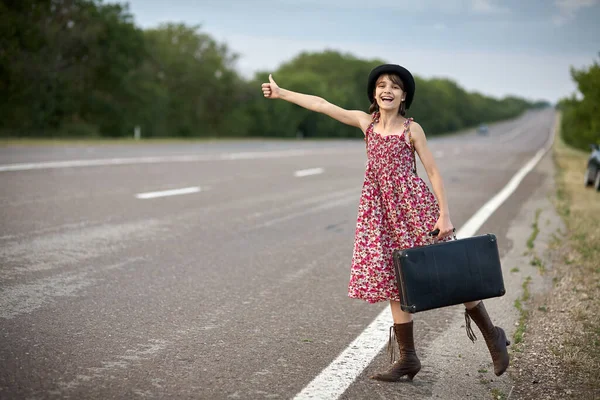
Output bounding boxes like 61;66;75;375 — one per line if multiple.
135;187;201;199
294;168;324;177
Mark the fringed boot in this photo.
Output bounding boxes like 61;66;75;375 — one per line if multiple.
371;321;421;382
465;301;510;376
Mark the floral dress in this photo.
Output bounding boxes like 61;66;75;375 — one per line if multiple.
348;112;449;304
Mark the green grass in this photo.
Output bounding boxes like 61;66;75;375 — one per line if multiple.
513;277;532;346
526;209;542;250
529;256;546;274
522;276;532;301
543;119;600;392
491;388;507;400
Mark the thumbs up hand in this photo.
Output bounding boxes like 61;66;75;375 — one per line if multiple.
261;74;281;99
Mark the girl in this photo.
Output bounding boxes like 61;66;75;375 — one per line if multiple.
261;64;510;381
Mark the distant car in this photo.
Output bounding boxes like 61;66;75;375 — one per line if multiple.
584;143;600;191
477;123;489;135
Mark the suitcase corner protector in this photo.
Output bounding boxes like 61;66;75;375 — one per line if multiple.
394;250;408;258
402;304;417;313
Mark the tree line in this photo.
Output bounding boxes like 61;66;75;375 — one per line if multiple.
558;56;600;150
1;0;553;140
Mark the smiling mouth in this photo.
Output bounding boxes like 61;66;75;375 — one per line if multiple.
381;97;394;103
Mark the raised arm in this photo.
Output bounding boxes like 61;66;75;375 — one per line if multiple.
262;74;371;132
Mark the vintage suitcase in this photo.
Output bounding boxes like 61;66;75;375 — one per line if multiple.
392;233;505;313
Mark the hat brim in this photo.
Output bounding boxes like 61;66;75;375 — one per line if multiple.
367;64;415;110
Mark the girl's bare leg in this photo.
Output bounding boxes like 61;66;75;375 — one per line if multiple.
390;300;412;323
463;300;481;309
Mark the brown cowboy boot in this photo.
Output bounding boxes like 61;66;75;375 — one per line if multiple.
371;321;421;382
465;301;510;376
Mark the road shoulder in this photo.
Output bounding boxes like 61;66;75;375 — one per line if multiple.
418;144;563;400
510;122;600;400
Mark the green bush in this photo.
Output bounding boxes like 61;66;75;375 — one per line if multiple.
559;56;600;150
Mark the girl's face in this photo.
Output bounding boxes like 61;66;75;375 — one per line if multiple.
374;74;405;112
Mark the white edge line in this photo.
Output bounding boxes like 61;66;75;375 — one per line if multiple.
135;187;201;199
294;168;325;177
292;116;557;400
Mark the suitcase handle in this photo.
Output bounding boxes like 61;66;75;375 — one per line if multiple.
428;228;456;237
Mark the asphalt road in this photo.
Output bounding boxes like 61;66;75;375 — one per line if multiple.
0;109;555;399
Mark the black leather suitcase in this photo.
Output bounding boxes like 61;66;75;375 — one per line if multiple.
392;234;505;313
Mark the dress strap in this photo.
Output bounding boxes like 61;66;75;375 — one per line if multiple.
371;112;380;124
365;112;380;154
404;118;417;175
404;117;414;143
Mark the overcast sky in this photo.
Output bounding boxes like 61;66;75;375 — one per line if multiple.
115;0;600;103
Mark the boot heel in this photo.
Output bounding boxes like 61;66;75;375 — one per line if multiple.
407;371;418;381
506;340;511;346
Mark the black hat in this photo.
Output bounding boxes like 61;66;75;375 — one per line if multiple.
367;64;415;109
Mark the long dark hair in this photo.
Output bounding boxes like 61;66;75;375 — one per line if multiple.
369;73;407;116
